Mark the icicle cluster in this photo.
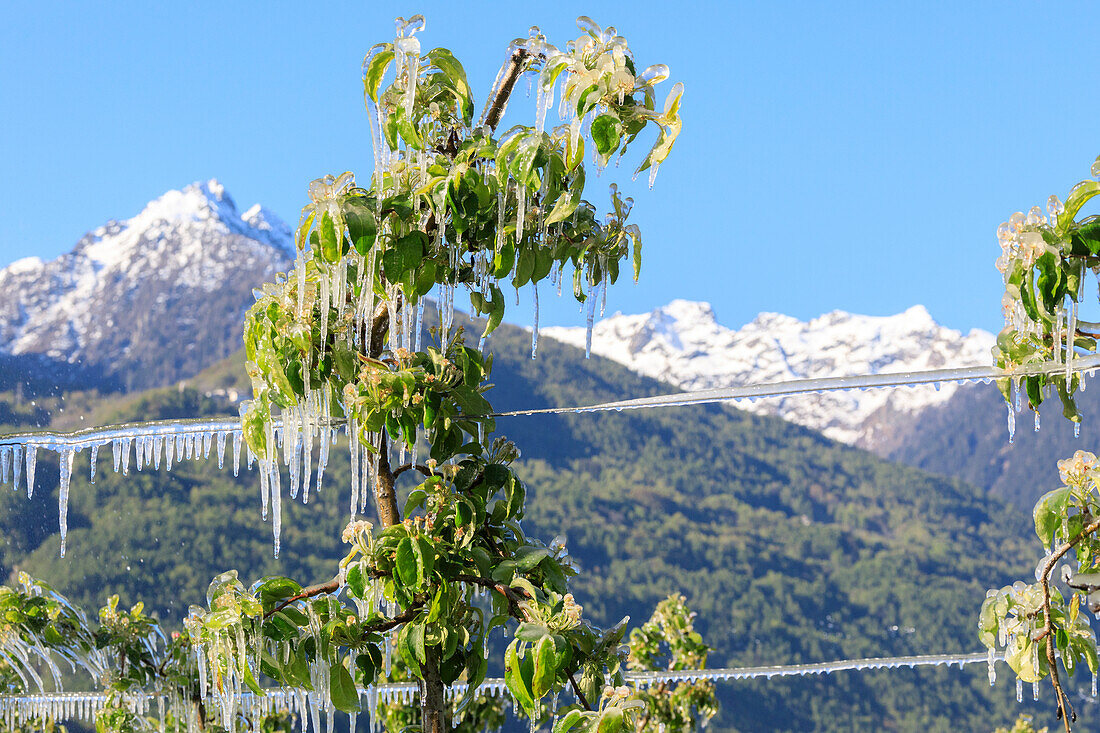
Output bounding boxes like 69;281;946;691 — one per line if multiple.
0;650;1004;732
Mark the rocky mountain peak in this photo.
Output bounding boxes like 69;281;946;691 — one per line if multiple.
542;301;995;449
0;181;294;392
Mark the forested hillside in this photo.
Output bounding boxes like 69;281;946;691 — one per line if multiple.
887;380;1100;512
0;315;1059;731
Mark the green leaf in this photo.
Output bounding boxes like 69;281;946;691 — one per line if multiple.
596;708;624;733
345;564;366;599
553;710;586;733
355;651;377;685
344;199;378;254
404;489;427;516
513;546;550;571
591;114;622;158
396;109;423;150
363;47;395;102
505;641;535;715
515;622;551;642
318;213;339;262
1034;486;1072;549
254;577;302;602
395;537;417;587
409;621;427;664
414;536;436;585
493;238;516;277
1061;181;1100;233
532;634;557;698
427;48;473;124
547;168;585;226
329;660;360;712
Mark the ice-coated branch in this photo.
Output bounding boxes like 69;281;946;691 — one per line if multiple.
480;48;531;132
1034;518;1100;732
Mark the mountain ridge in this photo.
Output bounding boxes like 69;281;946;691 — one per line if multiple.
0;180;294;391
542;299;995;449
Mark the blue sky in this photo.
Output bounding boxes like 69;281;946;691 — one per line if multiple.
2;2;1099;335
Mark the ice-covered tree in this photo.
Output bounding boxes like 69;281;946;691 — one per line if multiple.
983;156;1100;731
0;15;717;733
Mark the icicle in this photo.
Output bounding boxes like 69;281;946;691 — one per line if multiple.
1007;404;1015;444
1016;678;1023;703
531;281;539;359
301;411;313;504
584;282;598;359
1034;410;1041;432
135;438;144;472
396;34;421;119
415;299;424;352
1067;299;1078;380
535;70;555;135
11;445;20;493
1054;306;1064;365
1076;422;1082;439
411;426;420;471
600;271;608;317
987;647;996;686
516;181;527;245
349;417;360;519
87;444;97;483
648;161;660;189
233;431;242;477
320;273;331;359
1032;681;1039;701
112;438;122;473
317;427;331;495
0;447;8;486
121;437;131;475
271;463;282;557
217;431;227;469
58;448;74;557
153;436;162;470
1014;378;1022;413
289;417;302;501
296;250;308;319
1093;669;1097;697
165;434;176;470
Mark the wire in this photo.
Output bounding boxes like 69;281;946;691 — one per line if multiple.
2;356;1097;449
0;651;1003;721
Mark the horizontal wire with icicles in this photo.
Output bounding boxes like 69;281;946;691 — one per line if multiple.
0;651;1035;729
1;354;1098;557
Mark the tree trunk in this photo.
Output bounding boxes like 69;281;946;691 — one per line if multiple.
420;646;447;733
367;302;447;731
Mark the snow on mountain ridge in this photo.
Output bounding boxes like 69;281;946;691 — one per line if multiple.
0;180;294;389
541;301;995;448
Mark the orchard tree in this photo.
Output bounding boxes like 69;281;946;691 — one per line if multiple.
982;156;1100;731
0;15;719;733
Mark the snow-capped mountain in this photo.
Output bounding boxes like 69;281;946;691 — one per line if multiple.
0;180;294;391
542;300;995;449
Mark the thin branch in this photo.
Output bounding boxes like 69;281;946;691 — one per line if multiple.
453;573;532;618
392;463;435;480
362;604;423;635
481;49;531;132
567;671;592;711
1037;517;1100;732
265;577;341;619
